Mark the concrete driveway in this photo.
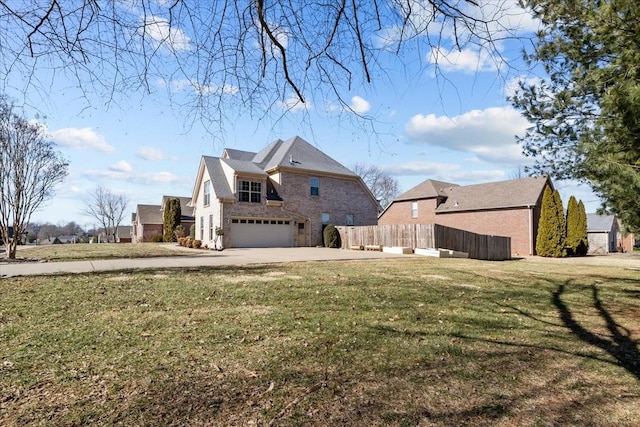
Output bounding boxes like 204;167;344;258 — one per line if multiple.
0;247;407;278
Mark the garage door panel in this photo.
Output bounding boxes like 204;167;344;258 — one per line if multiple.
230;220;293;247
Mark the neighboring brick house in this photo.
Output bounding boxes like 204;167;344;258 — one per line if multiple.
379;176;552;256
131;204;163;243
116;226;132;243
191;135;380;248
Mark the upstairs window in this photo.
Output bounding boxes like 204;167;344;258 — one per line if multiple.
204;180;211;206
322;212;330;224
239;180;261;203
310;177;320;196
346;214;354;226
411;201;418;218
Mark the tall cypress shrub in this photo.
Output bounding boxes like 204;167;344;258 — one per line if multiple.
536;186;565;257
163;198;182;242
565;195;580;256
576;200;589;256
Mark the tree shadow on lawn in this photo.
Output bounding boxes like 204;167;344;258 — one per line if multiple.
553;282;640;380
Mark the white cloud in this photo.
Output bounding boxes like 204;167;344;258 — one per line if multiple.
349;96;371;114
428;47;499;74
503;75;543;98
382;161;506;183
82;169;181;185
143;15;191;51
280;94;311;112
156;78;239;96
50;127;115;153
109;160;133;173
404;106;531;165
136;146;172;161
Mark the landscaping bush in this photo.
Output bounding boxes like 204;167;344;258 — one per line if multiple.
323;224;341;248
192;239;202;249
150;235;164;243
189;224;196;239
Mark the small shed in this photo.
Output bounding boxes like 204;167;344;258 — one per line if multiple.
587;214;619;254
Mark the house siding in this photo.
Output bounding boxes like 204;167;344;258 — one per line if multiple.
276;171;379;246
435;207;534;256
378;199;440;225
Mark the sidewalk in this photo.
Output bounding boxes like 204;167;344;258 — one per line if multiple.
0;247;407;278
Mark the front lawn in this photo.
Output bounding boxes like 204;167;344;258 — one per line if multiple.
12;242;194;262
1;257;638;425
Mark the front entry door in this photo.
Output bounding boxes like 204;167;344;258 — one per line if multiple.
296;221;307;247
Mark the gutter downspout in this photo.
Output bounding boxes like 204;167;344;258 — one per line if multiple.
528;205;534;256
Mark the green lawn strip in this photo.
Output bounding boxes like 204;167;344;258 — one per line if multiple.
1;258;638;425
13;243;195;262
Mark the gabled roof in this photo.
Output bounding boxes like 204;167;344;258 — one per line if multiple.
223;148;256;161
256;136;357;176
221;158;268;176
161;195;195;217
395;179;459;202
135;204;163;224
435;176;550;213
587;213;616;232
116;226;132;237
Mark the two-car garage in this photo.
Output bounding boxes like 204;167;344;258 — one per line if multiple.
229;218;294;248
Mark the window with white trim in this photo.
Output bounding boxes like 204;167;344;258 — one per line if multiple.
203;180;211;206
200;216;204;240
411;201;418;218
238;180;261;203
209;214;214;240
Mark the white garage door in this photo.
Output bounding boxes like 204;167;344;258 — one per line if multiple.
230;218;294;248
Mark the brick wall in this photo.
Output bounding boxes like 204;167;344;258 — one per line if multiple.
378;199;439;225
142;224;163;242
277;171;379;246
434;208;534;256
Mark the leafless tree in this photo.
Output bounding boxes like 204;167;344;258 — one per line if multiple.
0;1;522;131
82;186;128;243
0;96;68;259
352;162;401;209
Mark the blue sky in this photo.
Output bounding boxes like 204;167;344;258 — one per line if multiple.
3;1;600;227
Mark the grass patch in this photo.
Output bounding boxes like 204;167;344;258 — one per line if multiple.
11;243;196;262
1;257;639;425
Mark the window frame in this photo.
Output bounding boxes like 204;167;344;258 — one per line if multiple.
203;180;211;207
346;214;354;226
238;179;262;203
411;201;418;218
310;177;320;196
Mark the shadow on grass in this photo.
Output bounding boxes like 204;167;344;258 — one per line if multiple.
553;283;640;380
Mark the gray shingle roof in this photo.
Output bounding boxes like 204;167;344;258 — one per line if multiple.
224;148;257;161
221;158;268;176
136;204;163;224
256;136;356;176
435;176;550;213
202;156;234;199
587;213;616;232
395;179;459;202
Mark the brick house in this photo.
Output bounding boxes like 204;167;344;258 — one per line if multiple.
191;136;380;248
379;176;552;256
131;204;163;243
132;196;196;243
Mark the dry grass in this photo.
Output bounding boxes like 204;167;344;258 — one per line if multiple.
12;242;196;261
1;257;638;426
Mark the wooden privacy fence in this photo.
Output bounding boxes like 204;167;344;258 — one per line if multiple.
336;224;511;261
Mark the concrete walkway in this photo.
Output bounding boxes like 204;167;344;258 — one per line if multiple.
0;247;407;278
